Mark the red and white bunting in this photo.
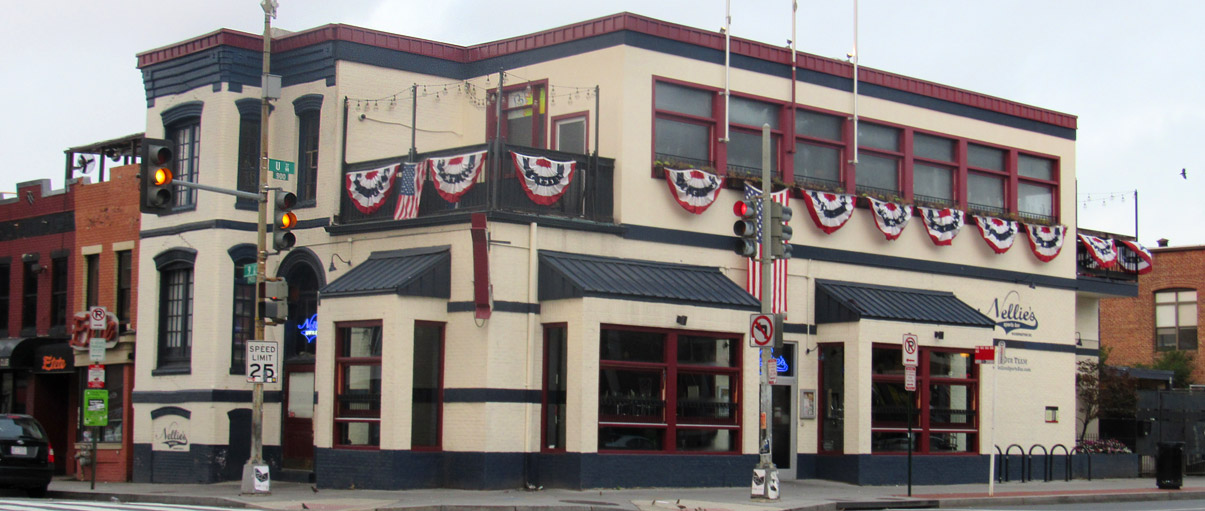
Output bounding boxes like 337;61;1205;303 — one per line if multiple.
344;164;398;214
918;207;965;246
1024;224;1066;262
664;167;723;214
975;216;1019;254
1078;234;1117;269
428;150;487;203
1117;240;1154;275
802;190;855;234
511;151;576;205
868;198;912;240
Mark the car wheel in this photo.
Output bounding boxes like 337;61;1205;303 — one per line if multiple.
27;485;48;498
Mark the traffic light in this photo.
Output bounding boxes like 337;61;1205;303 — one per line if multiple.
769;201;793;260
262;278;288;323
272;191;298;251
139;138;175;214
732;199;759;257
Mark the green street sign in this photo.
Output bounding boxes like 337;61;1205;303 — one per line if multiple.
83;389;109;427
242;263;257;284
269;159;295;181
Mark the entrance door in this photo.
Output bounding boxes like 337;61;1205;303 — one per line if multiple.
281;365;314;470
769;343;797;479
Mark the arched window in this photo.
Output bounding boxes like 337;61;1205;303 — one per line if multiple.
154;248;197;371
229;244;257;373
161;102;204;210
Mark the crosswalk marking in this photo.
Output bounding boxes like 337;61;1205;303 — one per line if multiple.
0;499;243;511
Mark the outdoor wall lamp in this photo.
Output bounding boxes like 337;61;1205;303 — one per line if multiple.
676;315;688;326
328;253;351;272
934;331;944;340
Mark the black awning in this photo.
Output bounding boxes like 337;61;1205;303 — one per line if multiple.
320;245;450;299
539;251;760;310
815;279;995;327
0;337;64;369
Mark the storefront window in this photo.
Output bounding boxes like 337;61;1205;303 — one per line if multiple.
334;322;381;448
871;345;977;454
598;327;739;453
411;322;444;449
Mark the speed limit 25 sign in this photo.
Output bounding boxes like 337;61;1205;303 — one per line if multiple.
246;340;279;383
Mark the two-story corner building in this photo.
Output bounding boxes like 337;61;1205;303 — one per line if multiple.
130;13;1136;489
0;178;78;476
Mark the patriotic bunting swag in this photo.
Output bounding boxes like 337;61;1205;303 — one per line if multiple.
975;216;1019;254
428;150;487;203
344;164;398;214
1024;224;1066;262
512;151;576;205
743;184;789;314
664;168;723;214
918;207;965;246
394;162;423;220
1117;240;1154;275
802;190;855;234
1078;234;1117;269
868;198;912;240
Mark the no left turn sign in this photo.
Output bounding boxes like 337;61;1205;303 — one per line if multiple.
749;314;774;347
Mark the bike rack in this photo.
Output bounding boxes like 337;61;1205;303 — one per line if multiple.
994;445;1005;482
1004;444;1026;482
1028;444;1050;482
1050;444;1071;481
1070;445;1092;481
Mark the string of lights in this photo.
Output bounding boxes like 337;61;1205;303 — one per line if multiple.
1077;190;1135;208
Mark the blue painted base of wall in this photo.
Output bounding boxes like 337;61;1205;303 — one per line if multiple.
132;443;283;484
797;453;1139;485
315;449;758;490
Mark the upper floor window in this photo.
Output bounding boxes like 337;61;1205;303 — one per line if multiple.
50;256;67;330
230;258;255;374
856;123;903;198
654;81;716;169
1156;289;1198;351
553;113;588;154
1017;154;1057;222
912;133;957;206
154;249;196;370
21;261;38;333
162;102;203;210
794;109;844;190
85;254;99;308
966;144;1007;216
726;96;781;180
236;99;263;210
294;95;323;204
116;251;132;333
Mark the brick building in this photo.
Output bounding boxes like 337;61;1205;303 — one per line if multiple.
69;162;141;482
1101;244;1204;383
0;178;78;475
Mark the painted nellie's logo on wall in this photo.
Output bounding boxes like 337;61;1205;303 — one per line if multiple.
987;290;1039;335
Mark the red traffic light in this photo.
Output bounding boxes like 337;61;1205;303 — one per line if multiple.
733;199;756;218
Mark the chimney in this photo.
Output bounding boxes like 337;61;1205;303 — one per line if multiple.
1157;238;1170;248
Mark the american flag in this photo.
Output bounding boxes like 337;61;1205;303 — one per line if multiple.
393;162;423;220
744;183;789;315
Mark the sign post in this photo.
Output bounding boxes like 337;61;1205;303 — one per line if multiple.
977;344;998;496
902;333;919;496
83;388;108;490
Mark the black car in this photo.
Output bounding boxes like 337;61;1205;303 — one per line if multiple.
0;415;53;497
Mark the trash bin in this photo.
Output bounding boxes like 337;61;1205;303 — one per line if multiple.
1157;441;1185;489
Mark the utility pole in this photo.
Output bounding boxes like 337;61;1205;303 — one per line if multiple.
242;0;277;495
752;124;779;500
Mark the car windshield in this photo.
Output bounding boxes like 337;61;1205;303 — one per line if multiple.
0;418;45;441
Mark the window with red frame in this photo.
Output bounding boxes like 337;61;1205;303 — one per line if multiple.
912;133;958;208
856;123;903;199
871;345;977;454
966;143;1008;217
334;322;382;448
1017;154;1057;222
653;81;717;170
489;82;547;148
411;322;444;449
725;95;782;180
598;327;740;453
794;109;845;191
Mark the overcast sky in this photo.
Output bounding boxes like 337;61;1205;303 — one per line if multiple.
2;1;1200;247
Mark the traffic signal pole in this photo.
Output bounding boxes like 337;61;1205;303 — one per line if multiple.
242;0;276;495
753;124;779;500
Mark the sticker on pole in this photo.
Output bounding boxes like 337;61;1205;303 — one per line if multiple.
902;333;919;367
749;314;775;347
975;345;996;364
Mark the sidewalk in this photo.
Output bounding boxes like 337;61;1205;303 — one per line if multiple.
44;476;1205;511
